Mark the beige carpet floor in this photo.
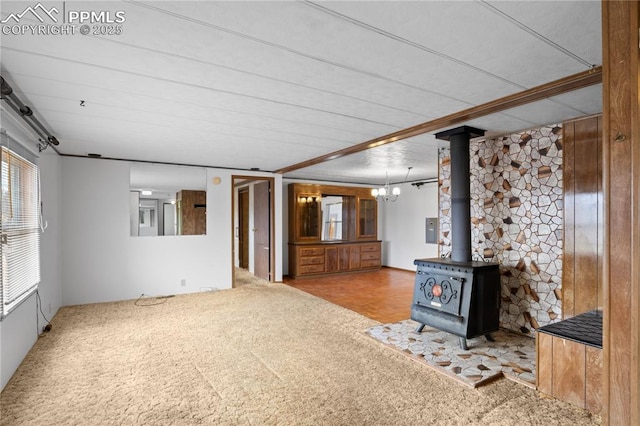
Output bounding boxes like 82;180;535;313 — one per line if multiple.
234;268;268;287
1;282;600;425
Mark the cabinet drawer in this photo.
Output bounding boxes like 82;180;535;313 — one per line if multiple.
360;243;380;253
361;259;380;268
299;247;325;256
361;251;380;261
300;256;324;266
300;264;325;274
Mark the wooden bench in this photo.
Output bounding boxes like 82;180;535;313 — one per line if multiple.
536;310;602;413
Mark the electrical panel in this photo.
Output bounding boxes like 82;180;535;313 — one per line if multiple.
425;217;438;244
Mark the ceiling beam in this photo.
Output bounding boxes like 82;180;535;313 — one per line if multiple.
275;66;603;175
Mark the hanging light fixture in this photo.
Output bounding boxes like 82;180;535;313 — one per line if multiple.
372;167;412;202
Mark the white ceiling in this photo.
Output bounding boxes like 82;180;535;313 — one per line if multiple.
0;1;602;185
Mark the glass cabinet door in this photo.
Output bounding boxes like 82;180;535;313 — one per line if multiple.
358;198;376;238
297;194;321;239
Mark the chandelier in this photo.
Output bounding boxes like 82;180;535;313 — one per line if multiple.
371;167;412;202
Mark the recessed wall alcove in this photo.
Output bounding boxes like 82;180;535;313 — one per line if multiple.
439;124;564;335
437;116;604;335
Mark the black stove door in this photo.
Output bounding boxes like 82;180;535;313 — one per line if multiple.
413;271;464;317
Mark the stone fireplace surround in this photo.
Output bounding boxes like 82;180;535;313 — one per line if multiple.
438;125;563;335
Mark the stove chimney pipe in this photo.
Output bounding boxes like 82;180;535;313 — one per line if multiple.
435;126;485;263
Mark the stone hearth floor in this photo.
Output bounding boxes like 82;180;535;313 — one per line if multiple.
366;320;536;389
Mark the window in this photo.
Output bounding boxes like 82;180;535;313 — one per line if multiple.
0;142;40;317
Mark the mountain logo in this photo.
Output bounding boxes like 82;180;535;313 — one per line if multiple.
1;3;59;24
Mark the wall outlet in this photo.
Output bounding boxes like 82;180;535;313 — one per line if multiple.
48;303;51;314
180;279;186;287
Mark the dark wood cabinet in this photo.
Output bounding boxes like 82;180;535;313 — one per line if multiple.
288;183;380;278
289;241;381;278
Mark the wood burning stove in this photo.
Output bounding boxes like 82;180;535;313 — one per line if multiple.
412;258;501;349
412;126;501;349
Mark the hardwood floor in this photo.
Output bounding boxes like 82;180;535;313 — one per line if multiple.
284;267;415;323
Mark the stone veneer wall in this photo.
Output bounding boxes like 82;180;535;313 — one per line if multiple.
438;125;563;335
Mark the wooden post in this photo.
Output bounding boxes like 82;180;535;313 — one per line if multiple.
601;1;640;424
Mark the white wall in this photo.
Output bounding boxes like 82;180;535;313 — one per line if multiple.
0;110;63;391
0;292;36;390
38;152;63;325
380;182;439;271
61;157;283;305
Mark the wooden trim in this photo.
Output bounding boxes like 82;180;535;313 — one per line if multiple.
597;115;604;312
601;1;610;419
536;333;553;395
231;177;236;287
269;177;277;284
380;265;415;273
631;5;640;425
290;183;374;198
586;345;603;414
234;177;265;188
601;1;640;424
562;120;576;319
275;67;602;174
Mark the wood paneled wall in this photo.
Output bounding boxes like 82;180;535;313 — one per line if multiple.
601;1;640;424
537;333;602;413
563;115;604;318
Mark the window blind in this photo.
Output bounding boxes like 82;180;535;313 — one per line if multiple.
1;145;40;317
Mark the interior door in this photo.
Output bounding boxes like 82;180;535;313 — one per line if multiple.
238;189;249;269
253;181;270;280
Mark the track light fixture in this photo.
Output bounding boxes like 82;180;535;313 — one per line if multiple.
0;77;13;98
38;136;60;152
1;75;60;152
411;178;438;189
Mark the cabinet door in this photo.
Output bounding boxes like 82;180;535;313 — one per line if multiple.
296;194;321;240
339;246;351;271
358;198;377;238
325;247;338;273
349;245;361;269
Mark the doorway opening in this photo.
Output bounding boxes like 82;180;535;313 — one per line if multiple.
232;176;275;287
